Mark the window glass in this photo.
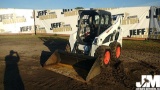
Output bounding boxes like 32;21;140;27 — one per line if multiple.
95;15;100;24
105;15;109;25
80;15;89;26
101;17;104;24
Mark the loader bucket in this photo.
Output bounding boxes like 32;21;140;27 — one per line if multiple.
42;50;101;82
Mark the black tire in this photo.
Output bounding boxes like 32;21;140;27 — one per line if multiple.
94;46;111;68
110;41;121;62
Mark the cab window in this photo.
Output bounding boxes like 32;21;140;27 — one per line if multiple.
95;15;100;24
104;15;109;25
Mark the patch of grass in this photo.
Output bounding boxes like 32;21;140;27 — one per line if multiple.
0;35;37;41
37;35;69;43
0;35;69;40
1;35;159;53
122;40;160;53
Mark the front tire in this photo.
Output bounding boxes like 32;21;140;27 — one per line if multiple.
94;46;111;68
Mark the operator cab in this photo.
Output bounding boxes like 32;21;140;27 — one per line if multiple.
75;10;112;55
77;10;112;45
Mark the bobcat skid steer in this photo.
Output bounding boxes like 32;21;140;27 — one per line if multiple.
42;10;123;82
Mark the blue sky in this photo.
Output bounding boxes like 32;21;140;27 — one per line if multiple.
0;0;160;9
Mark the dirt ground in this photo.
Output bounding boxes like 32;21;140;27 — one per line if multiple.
0;35;160;90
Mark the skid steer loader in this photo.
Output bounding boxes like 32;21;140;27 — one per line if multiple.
42;10;123;82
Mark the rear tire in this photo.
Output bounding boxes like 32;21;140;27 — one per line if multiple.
94;46;111;68
110;41;121;63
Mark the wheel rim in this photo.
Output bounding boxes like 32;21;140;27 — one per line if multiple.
116;46;121;58
104;51;110;65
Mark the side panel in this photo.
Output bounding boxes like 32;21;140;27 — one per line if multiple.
90;16;123;56
98;16;122;46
